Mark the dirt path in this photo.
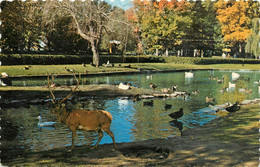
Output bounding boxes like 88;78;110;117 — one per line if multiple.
2;103;259;167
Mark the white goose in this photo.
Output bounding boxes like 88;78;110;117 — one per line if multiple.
37;116;56;127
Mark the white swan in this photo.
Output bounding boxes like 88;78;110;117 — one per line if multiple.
37;116;56;127
185;71;193;78
231;72;240;80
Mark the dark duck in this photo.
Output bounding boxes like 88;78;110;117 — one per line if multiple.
164;104;172;110
150;83;157;91
168;108;183;120
225;101;240;113
143;100;154;106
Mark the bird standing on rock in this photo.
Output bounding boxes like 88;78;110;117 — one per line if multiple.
225;101;240;113
150;83;157;91
168;108;183;120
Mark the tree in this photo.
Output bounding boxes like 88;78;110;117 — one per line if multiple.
215;0;253;56
0;0;44;53
183;0;221;57
245;18;260;59
133;0;192;56
100;7;137;54
43;0;114;67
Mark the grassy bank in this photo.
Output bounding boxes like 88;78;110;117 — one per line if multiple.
1;63;260;77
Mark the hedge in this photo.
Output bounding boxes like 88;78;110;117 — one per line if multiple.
0;54;259;65
164;56;260;65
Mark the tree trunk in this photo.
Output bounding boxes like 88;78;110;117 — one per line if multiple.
155;48;159;56
165;48;169;57
91;42;99;67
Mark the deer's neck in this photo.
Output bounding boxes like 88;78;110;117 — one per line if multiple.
57;107;71;124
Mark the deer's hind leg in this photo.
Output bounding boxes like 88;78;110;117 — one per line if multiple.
104;129;116;150
91;129;103;149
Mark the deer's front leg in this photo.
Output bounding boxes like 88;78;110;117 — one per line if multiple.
69;126;77;151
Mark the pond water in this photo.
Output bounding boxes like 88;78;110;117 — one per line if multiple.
1;70;259;152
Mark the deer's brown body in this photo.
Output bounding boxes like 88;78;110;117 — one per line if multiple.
48;74;116;151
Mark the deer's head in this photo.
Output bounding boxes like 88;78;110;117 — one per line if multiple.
47;74;81;115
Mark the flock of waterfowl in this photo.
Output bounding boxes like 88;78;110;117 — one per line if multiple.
118;71;260;132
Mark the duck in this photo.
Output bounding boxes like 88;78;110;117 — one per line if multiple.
161;88;170;93
65;67;75;72
24;65;31;70
37;116;56;127
132;94;141;102
217;76;224;83
192;90;200;95
225;101;240;113
244;78;250;82
168;108;183;120
164;104;172;110
206;96;215;102
171;85;178;92
143;100;154;106
219;87;227;93
228;82;236;89
185;71;193;78
118;82;130;90
253;80;260;84
183;93;190;100
239;88;252;93
150;83;157;91
146;75;152;79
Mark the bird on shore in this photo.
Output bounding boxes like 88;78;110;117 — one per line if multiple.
168;108;183;120
228;82;236;89
161;88;170;93
132;94;141;102
206;96;215;102
150;83;157;91
225;101;240;113
192;90;200;95
24;65;31;70
65;67;75;72
171;85;178;92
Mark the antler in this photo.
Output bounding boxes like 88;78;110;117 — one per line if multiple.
59;73;81;104
47;74;56;103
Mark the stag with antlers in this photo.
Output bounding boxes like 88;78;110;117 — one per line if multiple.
47;73;116;151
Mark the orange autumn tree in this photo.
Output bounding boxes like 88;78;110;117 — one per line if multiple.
215;0;252;56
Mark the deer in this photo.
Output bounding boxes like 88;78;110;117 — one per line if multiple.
47;74;116;151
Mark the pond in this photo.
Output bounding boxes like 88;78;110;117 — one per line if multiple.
1;70;259;152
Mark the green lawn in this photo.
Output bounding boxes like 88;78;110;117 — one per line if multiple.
0;63;259;77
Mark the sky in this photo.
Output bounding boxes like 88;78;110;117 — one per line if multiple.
105;0;133;10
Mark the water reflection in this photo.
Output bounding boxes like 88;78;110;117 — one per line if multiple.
1;70;259;153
